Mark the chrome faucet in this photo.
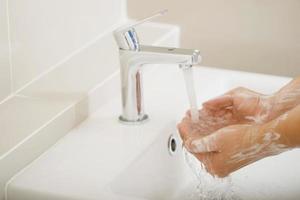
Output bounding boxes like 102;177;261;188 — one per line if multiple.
114;10;201;124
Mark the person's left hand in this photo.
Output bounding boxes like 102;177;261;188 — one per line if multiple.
202;87;275;124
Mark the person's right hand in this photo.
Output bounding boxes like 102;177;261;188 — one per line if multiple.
202;87;275;124
181;123;288;178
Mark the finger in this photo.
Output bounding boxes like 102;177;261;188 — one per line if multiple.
185;110;191;118
202;95;233;111
177;123;187;141
196;153;229;178
177;119;192;141
195;152;218;176
187;134;219;153
186;109;201;118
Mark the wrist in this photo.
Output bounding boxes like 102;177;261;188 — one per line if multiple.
270;90;300;119
255;94;276;122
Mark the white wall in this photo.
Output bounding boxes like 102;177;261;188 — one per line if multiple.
128;0;300;77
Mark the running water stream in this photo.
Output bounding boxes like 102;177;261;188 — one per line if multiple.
182;67;199;122
181;67;239;200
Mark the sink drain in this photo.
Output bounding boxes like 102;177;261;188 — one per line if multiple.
168;135;177;156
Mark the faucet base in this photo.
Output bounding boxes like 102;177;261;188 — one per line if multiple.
118;114;149;125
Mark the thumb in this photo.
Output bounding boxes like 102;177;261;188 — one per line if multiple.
185;134;219;153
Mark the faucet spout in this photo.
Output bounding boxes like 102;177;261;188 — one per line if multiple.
118;45;201;124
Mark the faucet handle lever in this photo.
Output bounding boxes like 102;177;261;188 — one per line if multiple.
114;9;168;50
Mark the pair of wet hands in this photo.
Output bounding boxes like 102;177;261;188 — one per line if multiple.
177;87;276;178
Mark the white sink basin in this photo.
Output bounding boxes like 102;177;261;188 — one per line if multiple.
7;65;300;200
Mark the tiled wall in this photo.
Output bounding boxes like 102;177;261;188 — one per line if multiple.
0;1;128;199
0;0;125;102
0;0;11;102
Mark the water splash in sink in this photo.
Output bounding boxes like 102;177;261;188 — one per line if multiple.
183;148;240;200
182;67;199;122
